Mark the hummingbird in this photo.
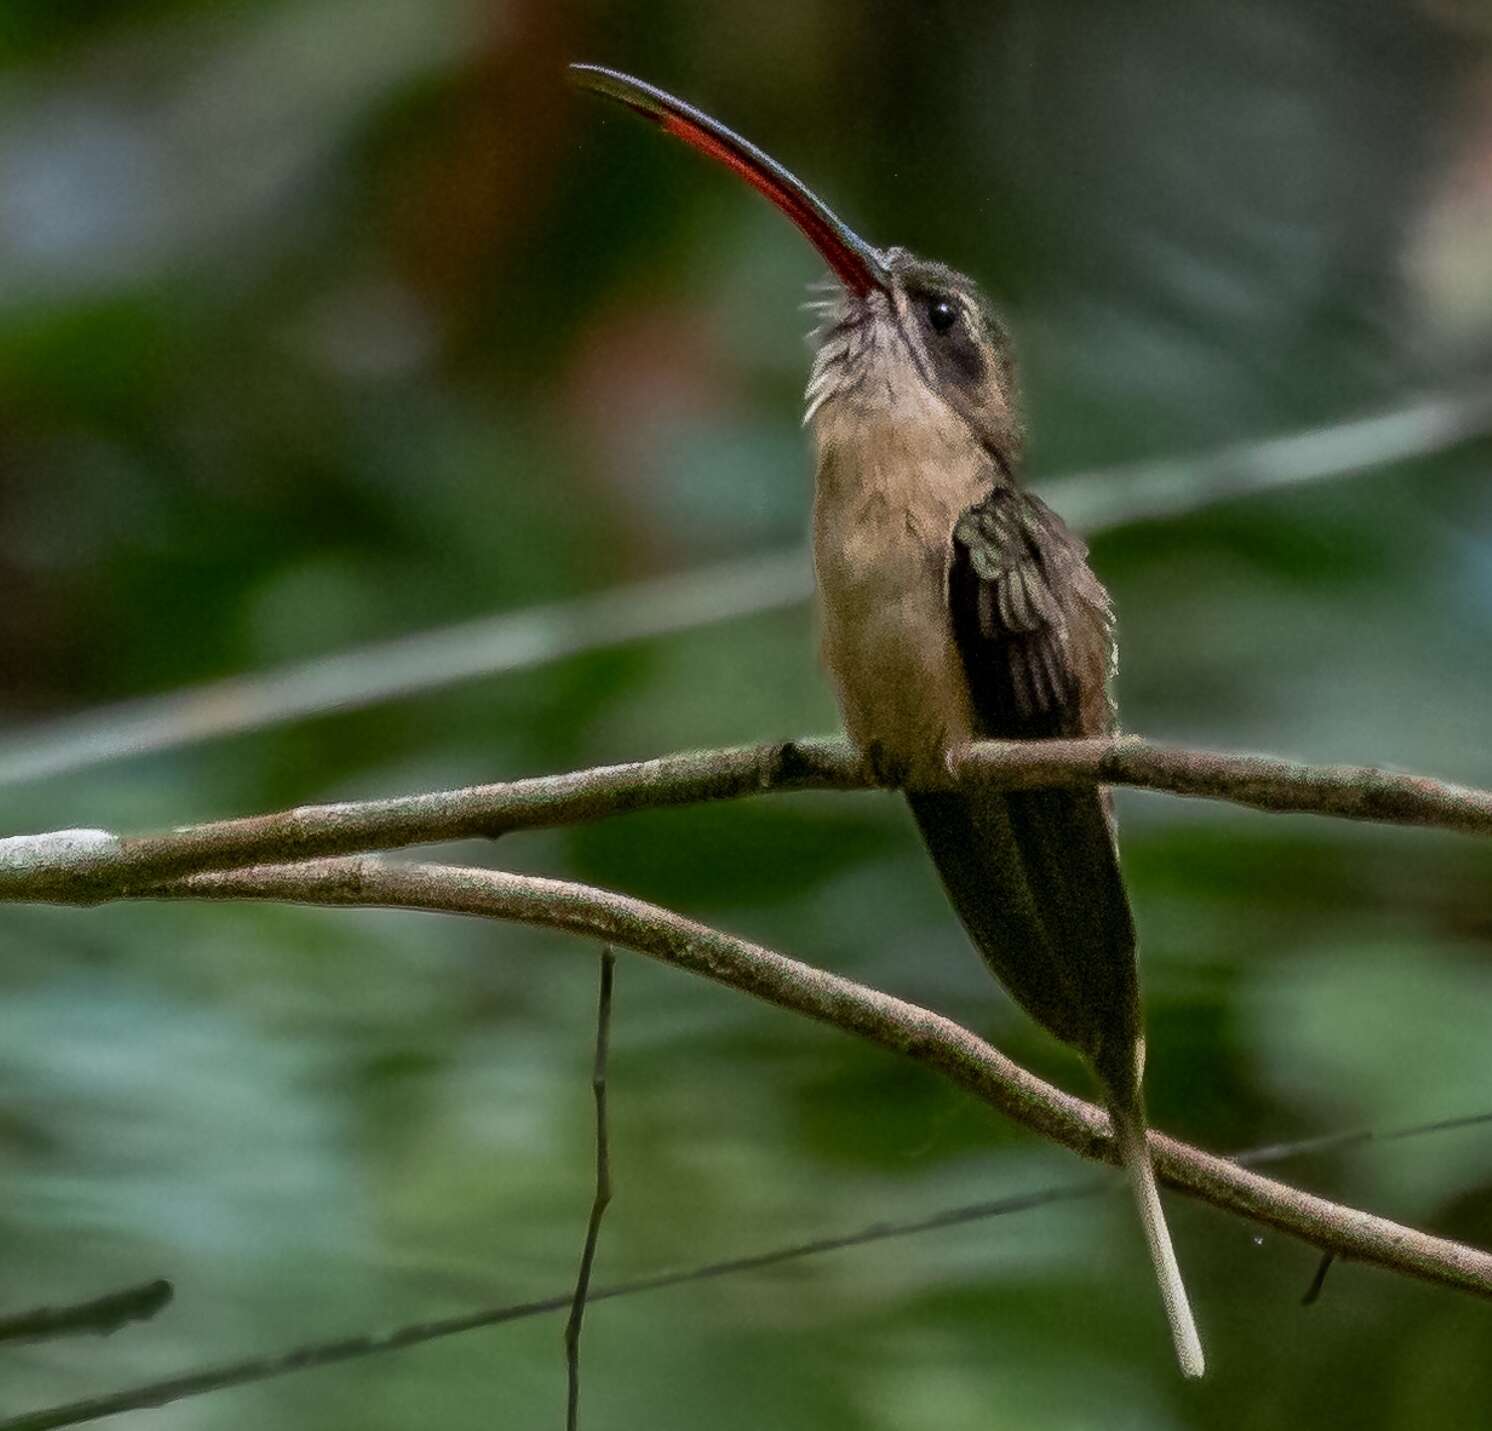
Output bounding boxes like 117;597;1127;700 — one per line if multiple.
570;63;1204;1378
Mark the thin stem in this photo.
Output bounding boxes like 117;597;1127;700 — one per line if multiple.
1;1109;1485;1431
565;949;615;1431
1301;1253;1336;1307
0;1281;172;1347
157;859;1492;1303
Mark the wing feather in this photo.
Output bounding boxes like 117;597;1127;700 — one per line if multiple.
926;482;1137;1086
949;487;1114;738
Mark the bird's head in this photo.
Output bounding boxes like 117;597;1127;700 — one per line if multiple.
570;65;1024;472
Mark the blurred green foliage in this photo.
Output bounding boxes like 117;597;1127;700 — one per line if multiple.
1;2;1491;1427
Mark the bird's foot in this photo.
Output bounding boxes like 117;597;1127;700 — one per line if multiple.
860;740;911;790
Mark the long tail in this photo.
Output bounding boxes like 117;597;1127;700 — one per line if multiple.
907;785;1205;1377
905;785;1138;1060
1110;1102;1205;1379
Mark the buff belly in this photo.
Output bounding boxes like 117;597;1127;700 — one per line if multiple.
811;467;982;785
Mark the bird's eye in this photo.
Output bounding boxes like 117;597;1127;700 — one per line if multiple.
927;297;958;334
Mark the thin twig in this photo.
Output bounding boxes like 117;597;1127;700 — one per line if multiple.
566;949;615;1431
1;386;1485;787
0;1281;172;1347
149;859;1492;1304
2;1108;1485;1431
3;734;1492;906
954;738;1492;836
0;553;811;789
1301;1253;1336;1306
0;739;864;904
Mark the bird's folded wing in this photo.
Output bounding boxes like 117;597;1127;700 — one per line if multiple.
911;485;1138;1091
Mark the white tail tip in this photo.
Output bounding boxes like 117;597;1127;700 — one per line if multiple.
1116;1115;1206;1378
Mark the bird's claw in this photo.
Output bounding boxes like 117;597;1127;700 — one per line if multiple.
861;740;911;789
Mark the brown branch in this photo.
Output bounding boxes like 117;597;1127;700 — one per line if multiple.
0;1281;172;1347
0;740;865;904
143;858;1492;1304
2;735;1491;908
566;949;615;1431
952;739;1492;835
4;1107;1488;1431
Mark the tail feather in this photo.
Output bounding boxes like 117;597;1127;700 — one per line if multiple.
1111;1104;1206;1379
906;784;1138;1071
908;782;1205;1377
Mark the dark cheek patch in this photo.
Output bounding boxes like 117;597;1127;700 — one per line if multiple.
940;329;986;387
910;287;987;389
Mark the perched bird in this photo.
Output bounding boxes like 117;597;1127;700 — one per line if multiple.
570;63;1203;1378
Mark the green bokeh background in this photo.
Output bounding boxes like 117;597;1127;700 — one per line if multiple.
2;2;1491;1426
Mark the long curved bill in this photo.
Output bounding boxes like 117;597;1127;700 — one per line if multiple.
570;64;890;297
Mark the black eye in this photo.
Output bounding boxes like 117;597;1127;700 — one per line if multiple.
927;297;958;334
